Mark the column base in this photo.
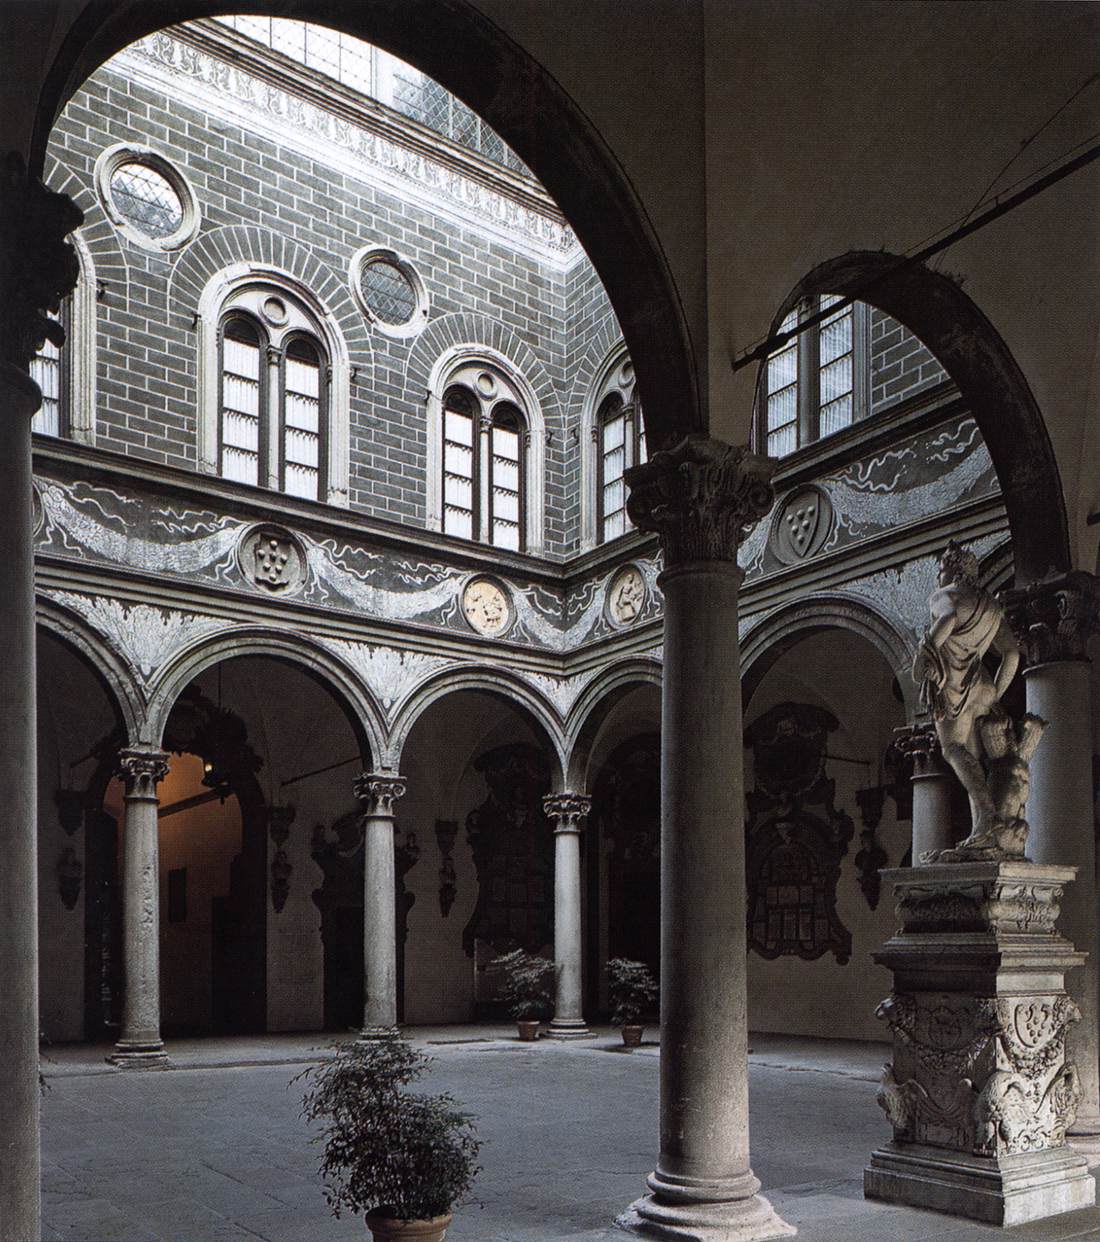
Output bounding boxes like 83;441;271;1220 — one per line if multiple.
865;1142;1095;1226
357;1025;400;1042
106;1041;168;1070
618;1171;795;1242
545;1018;594;1040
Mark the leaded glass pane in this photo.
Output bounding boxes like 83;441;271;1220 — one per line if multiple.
445;442;473;476
767;343;797;392
270;18;306;61
819;395;853;437
603;478;625;517
110;162;183;240
444;407;474;446
31;330;61;436
224;335;260;381
767;425;797;457
444;475;473;510
819;309;852;366
492;425;519;463
444;507;473;540
492;521;520;552
222;409;258;450
361;260;417;325
284;462;319;500
493;458;519;492
603;508;626;542
222;446;258;486
602;413;625;453
766;384;797;432
284;427;319;468
819;354;852;404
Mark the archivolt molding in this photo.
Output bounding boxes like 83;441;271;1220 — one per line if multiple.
563;656;662;789
980;540;1015;594
36;593;146;741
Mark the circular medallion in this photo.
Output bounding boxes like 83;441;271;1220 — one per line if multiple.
607;564;647;628
462;576;512;637
237;524;306;596
261;295;288;326
476;371;498;397
769;486;834;566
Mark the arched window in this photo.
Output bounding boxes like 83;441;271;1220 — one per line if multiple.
590;349;645;545
29;234;96;444
211;283;331;501
30;306;68;438
433;360;535;551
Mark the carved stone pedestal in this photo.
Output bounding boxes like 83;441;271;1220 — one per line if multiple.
864;862;1095;1227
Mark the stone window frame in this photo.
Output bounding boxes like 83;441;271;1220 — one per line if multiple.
349;243;430;340
425;344;546;555
94;143;201;254
30;231;97;446
580;343;643;549
197;264;351;506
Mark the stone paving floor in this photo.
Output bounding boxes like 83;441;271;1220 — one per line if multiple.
40;1028;1100;1242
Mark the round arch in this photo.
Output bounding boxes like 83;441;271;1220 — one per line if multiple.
36;594;145;741
387;666;566;785
564;657;662;790
143;627;386;766
741;594;918;718
33;0;699;452
769;251;1068;584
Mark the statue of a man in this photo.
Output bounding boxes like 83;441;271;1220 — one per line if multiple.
912;541;1042;858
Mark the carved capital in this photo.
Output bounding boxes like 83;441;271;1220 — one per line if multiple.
354;772;407;817
0;153;84;375
625;434;776;567
543;792;592;833
117;746;170;797
893;723;944;777
1002;572;1100;665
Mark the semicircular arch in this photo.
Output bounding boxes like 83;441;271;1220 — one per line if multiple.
564;656;662;789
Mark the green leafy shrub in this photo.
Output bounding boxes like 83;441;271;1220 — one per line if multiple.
607;958;659;1026
492;948;555;1021
296;1037;480;1221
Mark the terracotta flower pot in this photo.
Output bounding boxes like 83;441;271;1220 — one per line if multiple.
365;1212;452;1242
620;1025;644;1047
516;1020;540;1041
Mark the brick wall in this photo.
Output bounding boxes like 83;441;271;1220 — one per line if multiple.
870;307;948;413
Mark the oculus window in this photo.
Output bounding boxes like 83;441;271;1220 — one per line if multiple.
95;144;200;252
350;245;429;338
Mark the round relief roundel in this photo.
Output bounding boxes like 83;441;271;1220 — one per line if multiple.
462;576;513;637
770;487;834;565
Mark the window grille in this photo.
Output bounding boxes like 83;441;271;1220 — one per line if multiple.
220;318;263;486
283;338;323;500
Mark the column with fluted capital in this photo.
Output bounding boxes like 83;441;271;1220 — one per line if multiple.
543;793;593;1039
1005;573;1100;1159
353;773;407;1036
618;435;793;1241
894;723;954;860
0;154;83;1240
109;745;171;1068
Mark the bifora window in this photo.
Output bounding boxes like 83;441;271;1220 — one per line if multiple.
758;295;867;457
217;287;329;500
440;367;529;551
594;352;646;544
30;304;69;438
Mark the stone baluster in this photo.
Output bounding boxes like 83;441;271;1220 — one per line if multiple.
1005;573;1100;1159
0;154;82;1241
618;435;793;1241
109;746;171;1068
895;723;954;861
543;792;593;1039
353;773;407;1037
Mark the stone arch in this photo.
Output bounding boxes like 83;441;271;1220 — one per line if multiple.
143;627;386;766
33;0;699;449
386;665;566;784
564;657;662;790
770;251;1068;583
980;539;1015;595
36;594;145;742
42;152;129;305
741;594;918;718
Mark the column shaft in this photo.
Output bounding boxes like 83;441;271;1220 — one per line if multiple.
911;771;954;859
544;793;591;1038
355;774;406;1037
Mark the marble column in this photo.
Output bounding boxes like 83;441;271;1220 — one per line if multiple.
354;773;406;1037
618;436;794;1241
895;723;954;861
1006;574;1100;1159
0;157;82;1241
109;746;170;1068
543;793;593;1039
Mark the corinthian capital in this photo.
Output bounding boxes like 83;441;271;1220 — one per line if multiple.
543;793;592;833
625;434;776;567
1001;571;1100;665
1;153;84;374
117;746;170;797
354;772;407;817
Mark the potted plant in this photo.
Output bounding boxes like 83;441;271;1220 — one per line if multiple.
297;1037;480;1242
492;947;555;1040
607;957;658;1047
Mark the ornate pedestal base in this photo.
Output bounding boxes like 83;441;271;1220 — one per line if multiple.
864;862;1095;1226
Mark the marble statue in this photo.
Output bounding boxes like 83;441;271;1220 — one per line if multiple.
911;541;1045;859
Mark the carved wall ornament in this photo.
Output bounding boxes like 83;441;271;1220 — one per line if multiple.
56;846;83;911
769;486;834;565
606;564;647;628
625;434;777;567
462;576;513;637
353;772;407;817
435;820;459;917
237;523;306;595
1003;571;1100;666
55;788;85;837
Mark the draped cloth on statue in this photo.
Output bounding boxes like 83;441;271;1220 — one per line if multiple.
918;587;1002;722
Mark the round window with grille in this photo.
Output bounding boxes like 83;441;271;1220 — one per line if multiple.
95;145;200;252
350;246;429;338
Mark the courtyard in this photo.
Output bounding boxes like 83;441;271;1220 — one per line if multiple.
40;1031;1100;1242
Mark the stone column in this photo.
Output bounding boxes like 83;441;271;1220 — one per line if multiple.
1006;574;1100;1159
543;793;592;1039
618;436;793;1241
895;723;954;861
0;156;82;1241
108;746;170;1068
354;773;406;1037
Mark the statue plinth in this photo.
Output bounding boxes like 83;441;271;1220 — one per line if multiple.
864;861;1095;1226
